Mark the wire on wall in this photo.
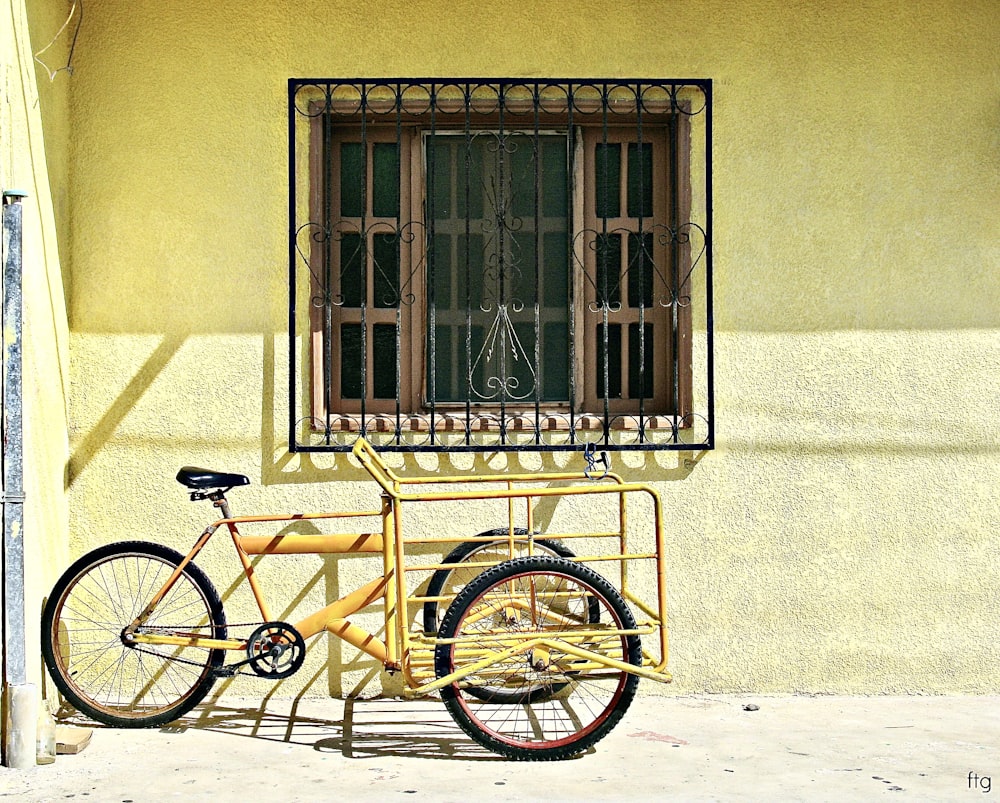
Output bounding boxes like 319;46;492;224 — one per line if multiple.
33;0;83;81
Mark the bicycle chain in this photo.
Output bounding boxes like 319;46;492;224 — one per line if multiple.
129;622;270;678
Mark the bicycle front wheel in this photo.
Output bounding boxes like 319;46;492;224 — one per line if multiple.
42;541;227;728
435;556;641;761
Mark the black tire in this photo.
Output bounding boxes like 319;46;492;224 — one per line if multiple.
424;532;594;705
41;541;227;728
435;556;641;761
422;529;576;635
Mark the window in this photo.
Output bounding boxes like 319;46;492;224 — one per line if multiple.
290;80;713;452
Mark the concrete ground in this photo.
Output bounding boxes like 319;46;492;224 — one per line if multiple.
1;694;997;802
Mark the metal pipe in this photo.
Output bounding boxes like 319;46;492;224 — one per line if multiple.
2;189;29;768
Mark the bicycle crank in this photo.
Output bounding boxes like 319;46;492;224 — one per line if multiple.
217;621;306;680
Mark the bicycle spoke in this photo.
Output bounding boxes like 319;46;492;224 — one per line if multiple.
43;544;225;726
437;556;640;760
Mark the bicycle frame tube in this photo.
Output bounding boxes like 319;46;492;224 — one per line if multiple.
132;437;671;687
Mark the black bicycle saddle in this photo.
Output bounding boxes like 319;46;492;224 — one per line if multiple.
175;467;251;490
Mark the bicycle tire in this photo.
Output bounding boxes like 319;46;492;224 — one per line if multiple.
422;529;575;635
41;541;227;728
424;533;595;705
435;555;641;761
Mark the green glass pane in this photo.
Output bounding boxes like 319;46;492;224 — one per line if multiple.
372;324;397;399
468;323;486;402
542;140;568;218
627;143;653;218
627;233;654;308
431;233;452;308
340;324;362;399
431;325;453;401
542;321;569;401
372;142;399;218
628;323;655;399
340;142;363;218
429;138;452;219
339;232;363;308
461;138;486;220
595;233;621;307
509;135;535;219
457;233;484;308
512;321;537;400
596;323;622;400
373;233;399;309
515;231;537;295
542;232;568;308
595;143;621;218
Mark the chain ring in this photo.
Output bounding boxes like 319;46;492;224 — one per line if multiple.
245;622;306;679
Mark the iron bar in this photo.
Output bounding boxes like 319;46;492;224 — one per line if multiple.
288;79;713;453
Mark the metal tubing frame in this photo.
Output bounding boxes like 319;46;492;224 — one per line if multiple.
2;192;28;692
288;78;713;454
130;437;671;687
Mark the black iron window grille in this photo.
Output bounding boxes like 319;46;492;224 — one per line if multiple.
288;79;713;452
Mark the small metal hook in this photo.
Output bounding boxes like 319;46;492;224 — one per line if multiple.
583;442;610;481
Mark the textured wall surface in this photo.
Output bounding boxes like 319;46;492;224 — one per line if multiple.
51;0;1000;695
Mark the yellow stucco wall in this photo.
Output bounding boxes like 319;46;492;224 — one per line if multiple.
46;0;1000;697
1;0;72;691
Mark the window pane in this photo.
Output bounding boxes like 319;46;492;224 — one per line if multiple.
627;233;654;308
515;231;537;295
512;321;536;399
596;323;622;399
627;142;653;218
431;325;453;400
457;233;484;308
509;134;535;219
595;143;621;218
459;138;484;220
373;233;399;309
542;140;567;218
543;321;569;400
340;323;362;399
595;233;621;307
429;138;452;219
628;323;655;399
503;134;536;217
431;233;452;307
372;324;397;399
372;142;399;218
469;323;485;401
542;232;568;308
340;142;363;218
426;133;569;405
339;232;363;308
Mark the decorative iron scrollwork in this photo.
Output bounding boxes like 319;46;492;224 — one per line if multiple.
289;79;714;452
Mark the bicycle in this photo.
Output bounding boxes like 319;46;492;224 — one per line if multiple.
41;439;672;760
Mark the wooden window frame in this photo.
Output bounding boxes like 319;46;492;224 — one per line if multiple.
306;103;693;434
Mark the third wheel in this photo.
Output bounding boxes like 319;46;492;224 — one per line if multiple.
434;555;641;761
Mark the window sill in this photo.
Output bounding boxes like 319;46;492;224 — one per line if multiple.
317;412;688;433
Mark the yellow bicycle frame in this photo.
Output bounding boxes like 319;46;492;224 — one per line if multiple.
128;438;672;690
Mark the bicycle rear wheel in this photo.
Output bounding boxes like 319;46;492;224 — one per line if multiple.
41;541;226;728
435;556;641;761
422;529;576;635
